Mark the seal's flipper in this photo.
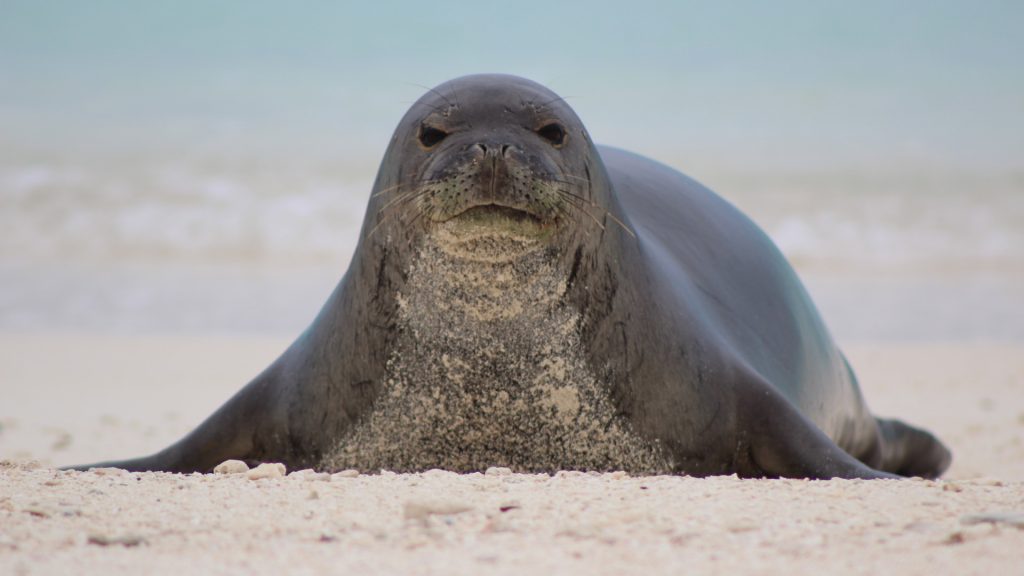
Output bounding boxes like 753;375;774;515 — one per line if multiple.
65;366;285;473
875;418;952;478
738;383;899;479
62;445;200;473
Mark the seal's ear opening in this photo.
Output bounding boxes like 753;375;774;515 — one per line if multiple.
419;125;448;148
537;123;567;147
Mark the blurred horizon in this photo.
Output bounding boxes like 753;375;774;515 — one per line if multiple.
1;1;1022;340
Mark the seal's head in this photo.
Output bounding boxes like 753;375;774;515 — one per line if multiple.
364;74;618;254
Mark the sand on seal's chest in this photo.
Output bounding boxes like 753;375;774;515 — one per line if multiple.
322;220;671;473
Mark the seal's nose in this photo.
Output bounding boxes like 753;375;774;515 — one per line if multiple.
471;143;516;158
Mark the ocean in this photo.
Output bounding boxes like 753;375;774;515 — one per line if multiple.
1;1;1021;340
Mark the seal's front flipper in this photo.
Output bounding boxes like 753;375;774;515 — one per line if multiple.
875;418;951;478
62;445;200;473
63;403;258;473
64;366;286;474
738;384;899;479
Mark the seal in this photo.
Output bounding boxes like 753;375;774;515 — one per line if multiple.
71;74;951;479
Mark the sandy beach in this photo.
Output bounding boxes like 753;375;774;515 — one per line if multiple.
1;334;1022;574
3;3;1022;574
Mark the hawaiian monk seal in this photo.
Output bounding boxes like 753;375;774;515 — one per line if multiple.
72;74;951;479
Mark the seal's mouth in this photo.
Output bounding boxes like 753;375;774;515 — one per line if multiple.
448;203;544;225
434;202;555;251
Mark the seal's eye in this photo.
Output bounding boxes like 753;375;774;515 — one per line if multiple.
536;123;566;147
418;125;448;148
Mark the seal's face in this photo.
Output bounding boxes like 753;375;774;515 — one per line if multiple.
368;75;599;246
412;99;571;228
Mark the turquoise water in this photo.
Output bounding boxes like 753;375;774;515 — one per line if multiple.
3;1;1022;169
1;1;1022;339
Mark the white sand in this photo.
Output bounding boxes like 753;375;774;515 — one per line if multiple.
1;334;1023;574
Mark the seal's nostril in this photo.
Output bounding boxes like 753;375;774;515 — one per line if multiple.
501;144;512;157
473;143;488;154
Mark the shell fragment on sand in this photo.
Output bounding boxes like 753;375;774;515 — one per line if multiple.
214;459;250;474
246;462;286;480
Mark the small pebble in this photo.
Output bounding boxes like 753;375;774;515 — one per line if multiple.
961;512;1024;528
498;499;521;512
88;533;147;547
288;468;331;480
24;506;50;518
403;499;473;521
213;460;250;475
331;469;360;480
246;462;286;480
943;531;967;545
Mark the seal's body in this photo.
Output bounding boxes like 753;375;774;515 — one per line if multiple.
73;75;951;479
